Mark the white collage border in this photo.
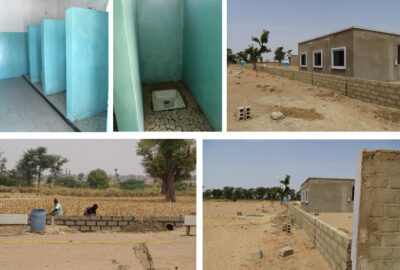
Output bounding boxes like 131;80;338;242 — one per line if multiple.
0;1;399;270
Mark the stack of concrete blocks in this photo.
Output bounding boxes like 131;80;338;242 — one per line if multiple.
27;215;184;232
288;204;352;270
234;106;251;121
352;150;400;270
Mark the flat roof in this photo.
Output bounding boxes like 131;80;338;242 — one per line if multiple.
301;177;355;187
299;26;400;44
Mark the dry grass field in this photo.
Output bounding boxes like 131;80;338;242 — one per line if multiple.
0;193;196;217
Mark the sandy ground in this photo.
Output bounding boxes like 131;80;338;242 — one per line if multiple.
228;67;400;131
0;226;195;270
317;212;353;235
203;201;331;270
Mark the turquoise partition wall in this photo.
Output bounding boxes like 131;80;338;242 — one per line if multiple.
41;19;66;95
28;25;42;83
137;0;183;83
0;32;28;80
66;7;108;122
183;0;222;131
114;0;144;131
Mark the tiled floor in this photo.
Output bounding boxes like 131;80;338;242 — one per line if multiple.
143;81;213;131
0;78;73;132
46;91;107;132
27;75;107;132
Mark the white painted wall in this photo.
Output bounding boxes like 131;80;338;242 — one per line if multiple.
57;0;108;19
0;0;58;32
0;0;108;32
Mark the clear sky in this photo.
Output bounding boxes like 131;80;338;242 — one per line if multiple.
203;140;400;191
0;140;144;176
228;0;400;61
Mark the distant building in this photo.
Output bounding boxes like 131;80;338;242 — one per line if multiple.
298;27;400;81
300;177;355;212
288;54;298;66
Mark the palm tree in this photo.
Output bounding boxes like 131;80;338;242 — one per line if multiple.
246;30;271;73
279;174;291;204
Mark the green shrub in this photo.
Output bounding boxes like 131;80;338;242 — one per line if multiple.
87;169;109;190
119;179;145;190
174;182;188;191
55;177;79;188
0;176;18;186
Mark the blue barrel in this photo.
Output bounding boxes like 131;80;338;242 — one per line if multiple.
30;209;46;232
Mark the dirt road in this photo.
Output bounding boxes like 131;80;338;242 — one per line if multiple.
228;67;400;131
203;201;330;270
0;227;195;270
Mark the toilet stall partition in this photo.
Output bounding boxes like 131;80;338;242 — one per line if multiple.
114;0;144;131
27;25;42;83
66;7;108;122
0;32;28;80
41;19;66;95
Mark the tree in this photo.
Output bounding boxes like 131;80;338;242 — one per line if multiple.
137;140;196;202
279;174;291;203
88;169;109;189
236;51;248;63
255;187;266;200
246;30;271;72
16;149;38;187
48;155;68;184
0;152;7;176
227;48;237;65
77;173;85;182
274;47;285;64
223;186;234;200
114;168;119;183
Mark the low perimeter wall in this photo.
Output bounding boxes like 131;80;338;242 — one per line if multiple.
246;65;400;110
27;215;184;232
288;204;352;270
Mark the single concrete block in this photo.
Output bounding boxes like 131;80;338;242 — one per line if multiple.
0;214;28;225
183;215;196;226
237;212;242;216
251;250;263;260
279;247;293;257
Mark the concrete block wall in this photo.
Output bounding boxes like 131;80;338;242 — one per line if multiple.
347;78;400;108
289;204;352;270
247;65;400;110
352;150;400;270
313;73;347;95
293;70;313;84
27;215;184;232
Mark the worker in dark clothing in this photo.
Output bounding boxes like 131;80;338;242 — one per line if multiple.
84;204;98;216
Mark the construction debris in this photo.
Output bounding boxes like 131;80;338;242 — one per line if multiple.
237;212;242;216
279;247;293;257
234;106;251;121
282;223;291;233
270;111;284;120
133;243;155;270
251;250;264;260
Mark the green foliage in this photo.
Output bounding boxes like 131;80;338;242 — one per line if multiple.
227;48;237;64
274;47;285;63
55;177;80;188
174;182;188;191
246;30;271;71
203;186;298;201
119;179;146;190
137;139;196;202
87;169;109;190
0;176;18;186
